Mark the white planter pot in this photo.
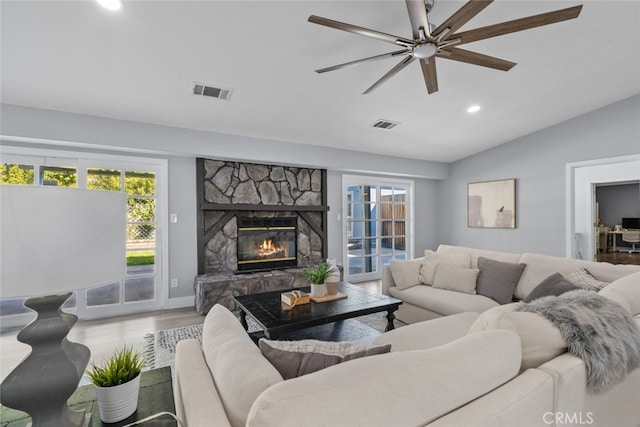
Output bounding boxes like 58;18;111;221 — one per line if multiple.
95;374;141;423
310;283;326;298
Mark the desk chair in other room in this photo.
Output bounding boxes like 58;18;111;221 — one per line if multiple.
622;230;640;253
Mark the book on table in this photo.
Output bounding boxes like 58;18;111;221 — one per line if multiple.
281;290;310;306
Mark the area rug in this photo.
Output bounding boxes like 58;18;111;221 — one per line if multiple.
143;312;394;370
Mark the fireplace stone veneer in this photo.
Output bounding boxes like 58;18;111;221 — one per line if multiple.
195;158;328;312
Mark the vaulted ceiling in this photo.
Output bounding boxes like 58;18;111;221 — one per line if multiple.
1;1;639;162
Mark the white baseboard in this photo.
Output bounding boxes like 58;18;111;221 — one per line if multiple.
166;295;195;309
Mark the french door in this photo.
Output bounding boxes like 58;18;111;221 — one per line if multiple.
342;175;414;282
0;147;167;325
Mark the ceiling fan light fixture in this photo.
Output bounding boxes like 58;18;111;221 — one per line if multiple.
412;43;438;59
96;0;123;11
309;1;583;94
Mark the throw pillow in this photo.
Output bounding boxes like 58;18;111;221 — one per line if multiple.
389;258;423;290
475;257;527;305
523;273;580;303
563;267;609;292
468;304;567;370
432;265;479;295
418;250;438;285
258;339;392;380
419;251;472;286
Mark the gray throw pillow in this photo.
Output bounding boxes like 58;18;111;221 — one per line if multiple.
259;339;391;380
523;273;580;303
476;257;527;304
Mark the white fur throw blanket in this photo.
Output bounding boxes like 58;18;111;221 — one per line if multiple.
517;290;640;393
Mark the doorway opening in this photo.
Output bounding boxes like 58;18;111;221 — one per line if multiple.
566;154;640;265
594;181;640;265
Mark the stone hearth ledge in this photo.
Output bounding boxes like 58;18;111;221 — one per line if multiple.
194;268;308;315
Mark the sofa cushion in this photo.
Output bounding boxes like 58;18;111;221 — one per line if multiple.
202;304;283;427
523;273;580;303
468;304;566;370
247;330;522;427
418;250;439;285
599;271;640;316
563;267;609;291
476;257;526;304
258;339;391;379
389;258;423;290
515;253;640;300
373;312;480;351
419;250;472;285
432;265;478;294
389;285;498;316
436;244;522;268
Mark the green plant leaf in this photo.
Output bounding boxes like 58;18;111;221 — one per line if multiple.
86;346;144;387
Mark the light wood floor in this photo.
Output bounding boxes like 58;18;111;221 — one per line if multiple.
0;281;383;383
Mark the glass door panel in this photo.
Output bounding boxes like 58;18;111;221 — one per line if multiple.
82;169;159;313
41;166;77;187
87;168;122;191
85;168;124;308
1;163;35;185
124;171;156;304
344;178;412;282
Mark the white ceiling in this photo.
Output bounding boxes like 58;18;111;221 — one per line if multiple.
1;0;639;163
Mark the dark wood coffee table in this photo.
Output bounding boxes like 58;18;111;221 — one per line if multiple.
234;282;402;340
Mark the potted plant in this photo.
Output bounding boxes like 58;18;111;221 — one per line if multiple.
86;346;145;423
304;261;338;298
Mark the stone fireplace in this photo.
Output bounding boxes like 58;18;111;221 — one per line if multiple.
194;158;328;313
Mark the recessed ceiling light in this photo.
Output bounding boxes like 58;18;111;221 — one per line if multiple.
96;0;123;11
467;105;481;113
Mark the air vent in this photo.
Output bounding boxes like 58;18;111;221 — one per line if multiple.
192;82;232;101
371;119;399;130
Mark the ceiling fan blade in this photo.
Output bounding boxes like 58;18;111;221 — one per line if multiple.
451;5;583;45
405;0;430;39
437;47;516;71
316;49;410;73
432;0;493;40
308;15;415;46
363;55;416;94
419;58;438;94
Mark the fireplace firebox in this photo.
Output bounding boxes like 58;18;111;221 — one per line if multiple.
236;217;297;272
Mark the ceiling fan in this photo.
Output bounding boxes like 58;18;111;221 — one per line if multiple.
308;0;583;94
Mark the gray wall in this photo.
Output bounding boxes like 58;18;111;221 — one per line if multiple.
166;157;198;298
596;183;640;228
436;95;640;257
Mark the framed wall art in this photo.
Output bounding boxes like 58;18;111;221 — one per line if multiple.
468;179;516;228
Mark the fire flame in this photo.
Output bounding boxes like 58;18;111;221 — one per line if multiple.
257;239;287;258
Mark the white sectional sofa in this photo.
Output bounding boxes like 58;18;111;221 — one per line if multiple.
174;265;640;426
382;244;640;324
